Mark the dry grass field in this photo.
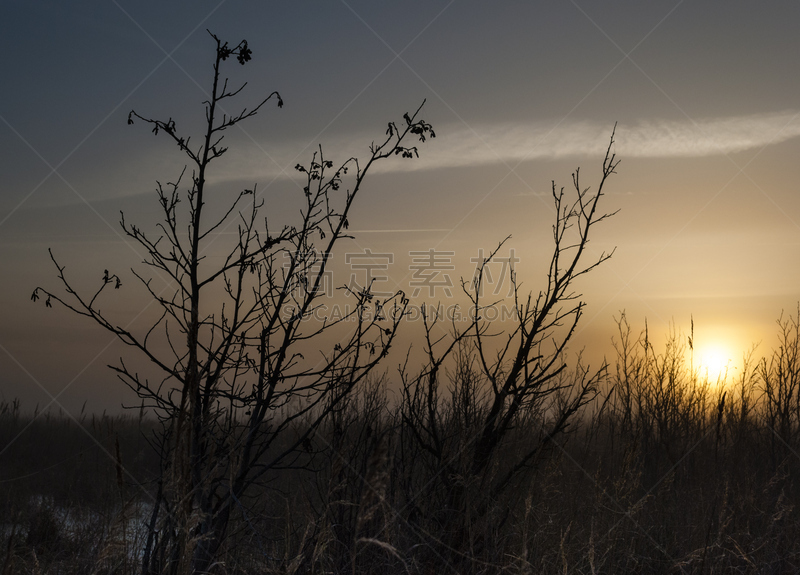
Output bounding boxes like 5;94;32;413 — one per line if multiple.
3;313;800;574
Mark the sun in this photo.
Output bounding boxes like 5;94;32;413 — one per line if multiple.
694;343;734;382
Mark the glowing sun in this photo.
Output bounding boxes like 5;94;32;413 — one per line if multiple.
695;343;734;382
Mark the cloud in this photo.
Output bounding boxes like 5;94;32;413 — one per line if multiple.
202;110;800;184
406;110;800;170
616;111;800;157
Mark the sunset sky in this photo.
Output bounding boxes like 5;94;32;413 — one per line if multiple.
2;1;799;413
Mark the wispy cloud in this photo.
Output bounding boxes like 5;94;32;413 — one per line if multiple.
206;110;800;185
616;111;800;157
30;110;799;207
409;110;800;170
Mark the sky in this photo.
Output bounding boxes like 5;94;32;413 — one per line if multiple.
2;0;799;413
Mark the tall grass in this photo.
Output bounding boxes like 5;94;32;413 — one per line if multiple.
3;310;800;573
0;404;158;574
